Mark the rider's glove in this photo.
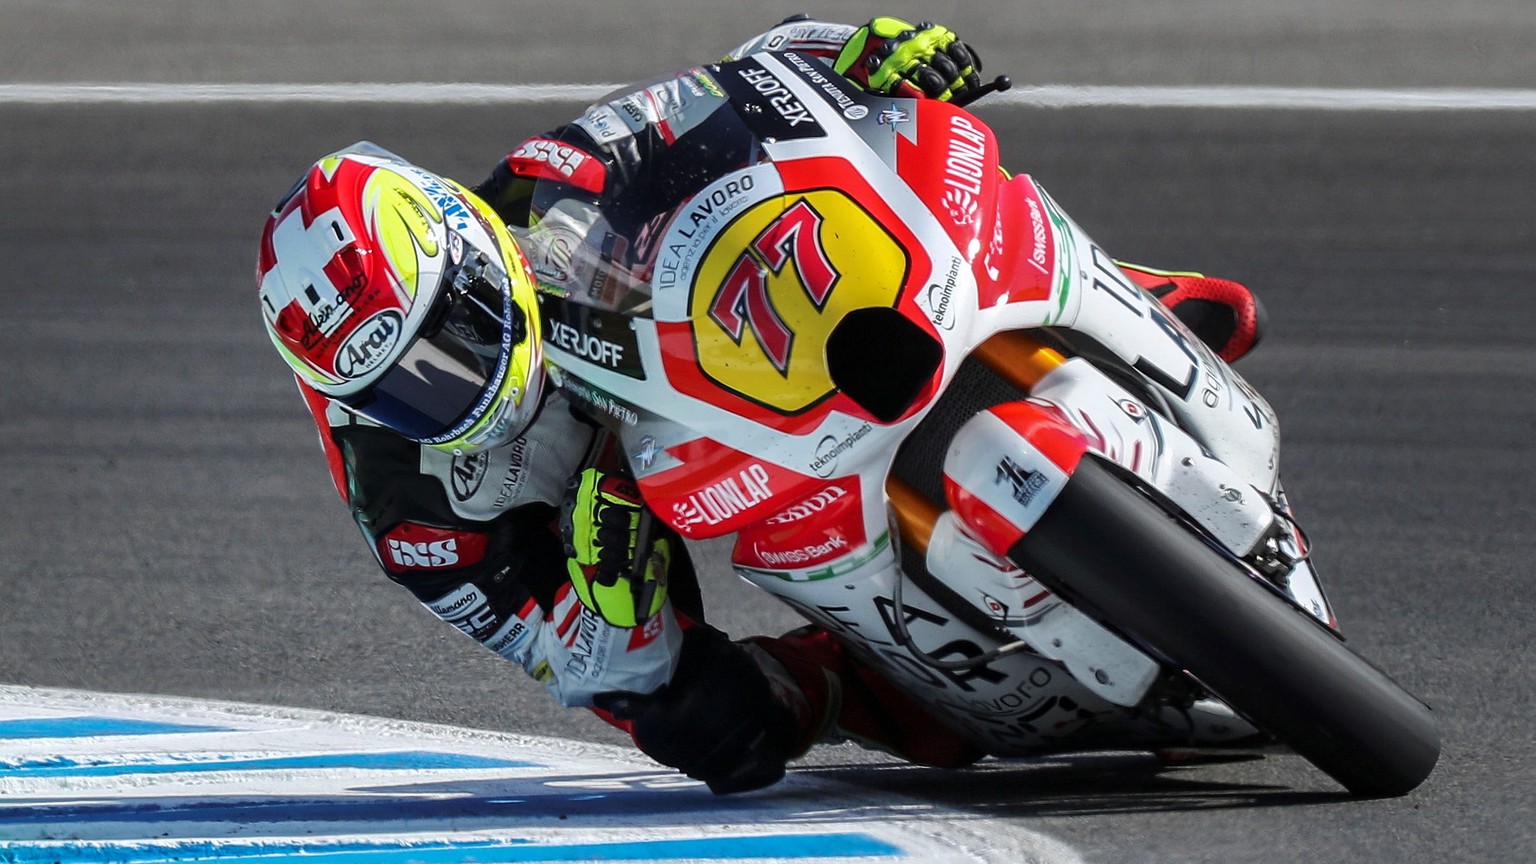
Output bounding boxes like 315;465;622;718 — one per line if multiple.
833;17;983;103
559;468;669;628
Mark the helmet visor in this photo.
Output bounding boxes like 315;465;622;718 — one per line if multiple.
341;246;527;442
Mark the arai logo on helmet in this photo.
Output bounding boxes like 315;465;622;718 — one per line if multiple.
335;310;402;379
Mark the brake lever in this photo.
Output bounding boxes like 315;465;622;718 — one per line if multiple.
952;74;1013;108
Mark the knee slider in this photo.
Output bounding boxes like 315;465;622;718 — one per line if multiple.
594;626;798;794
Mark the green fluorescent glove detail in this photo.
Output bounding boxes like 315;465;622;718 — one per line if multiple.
834;17;982;102
560;468;669;628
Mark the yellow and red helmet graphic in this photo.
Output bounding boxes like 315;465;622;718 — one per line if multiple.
256;143;545;450
257;144;520;391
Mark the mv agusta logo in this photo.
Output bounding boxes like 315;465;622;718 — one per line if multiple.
690;190;909;413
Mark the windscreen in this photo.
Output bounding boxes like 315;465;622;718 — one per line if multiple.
516;66;770;317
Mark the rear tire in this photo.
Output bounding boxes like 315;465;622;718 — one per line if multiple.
1010;457;1439;797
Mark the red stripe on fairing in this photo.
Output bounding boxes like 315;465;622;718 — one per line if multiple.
943;476;1025;556
894;101;998;272
986;402;1090;474
976;176;1057;309
1022;589;1053;608
646;91;679;145
1077;410;1108;453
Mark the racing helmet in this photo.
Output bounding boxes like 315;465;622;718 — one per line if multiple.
257;142;544;453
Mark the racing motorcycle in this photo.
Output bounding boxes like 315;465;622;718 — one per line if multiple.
519;50;1440;797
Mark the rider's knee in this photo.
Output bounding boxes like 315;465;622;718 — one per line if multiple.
594;625;801;794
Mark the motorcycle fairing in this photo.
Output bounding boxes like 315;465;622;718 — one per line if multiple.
529;55;1001;540
522;52;1306;751
924;511;1161;707
1003;185;1282;490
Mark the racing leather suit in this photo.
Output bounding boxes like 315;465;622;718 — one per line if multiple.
299;18;986;795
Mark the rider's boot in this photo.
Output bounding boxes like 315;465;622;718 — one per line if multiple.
745;625;986;769
1118;263;1267;363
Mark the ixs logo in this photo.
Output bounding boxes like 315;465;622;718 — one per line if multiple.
378;523;488;572
690;190;908;413
510;139;589;179
387;537;461;568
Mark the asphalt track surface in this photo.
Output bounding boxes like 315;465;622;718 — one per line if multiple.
2;2;1534;862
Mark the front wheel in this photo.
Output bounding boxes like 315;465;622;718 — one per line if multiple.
1009;457;1439;797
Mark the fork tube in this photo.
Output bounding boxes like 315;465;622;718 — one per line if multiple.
972;330;1065;391
884;330;1066;553
887;475;941;556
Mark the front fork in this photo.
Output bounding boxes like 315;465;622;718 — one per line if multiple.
887;332;1329;707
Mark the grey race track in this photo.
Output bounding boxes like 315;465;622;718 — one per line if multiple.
1;2;1533;862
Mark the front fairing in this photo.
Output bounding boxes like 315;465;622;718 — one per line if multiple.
518;53;1001;539
519;51;1283;544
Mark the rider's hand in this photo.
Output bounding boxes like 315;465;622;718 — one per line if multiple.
834;17;983;103
559;468;669;628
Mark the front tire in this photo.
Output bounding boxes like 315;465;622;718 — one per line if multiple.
1009;457;1439;797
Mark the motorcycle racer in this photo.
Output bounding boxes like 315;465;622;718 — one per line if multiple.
255;15;1265;794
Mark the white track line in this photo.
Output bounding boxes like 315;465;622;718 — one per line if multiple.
3;82;1536;110
994;84;1536;110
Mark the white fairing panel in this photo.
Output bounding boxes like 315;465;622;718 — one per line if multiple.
1028;359;1278;557
984;186;1282;492
925;513;1160;707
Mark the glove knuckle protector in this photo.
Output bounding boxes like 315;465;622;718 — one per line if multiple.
560;467;668;628
835;16;980;102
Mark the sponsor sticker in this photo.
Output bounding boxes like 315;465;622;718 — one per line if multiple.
810;424;873;477
713;58;826;142
916;257;964;332
752;533;851;568
779;51;872;120
450;451;491;501
538;294;645;380
671;463;775;533
377;523;488;572
766;484;850;525
995;456;1051;507
334;310;401;379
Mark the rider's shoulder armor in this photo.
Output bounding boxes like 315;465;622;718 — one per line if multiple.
303;385;599;609
415;391;596;521
315;389;595;522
